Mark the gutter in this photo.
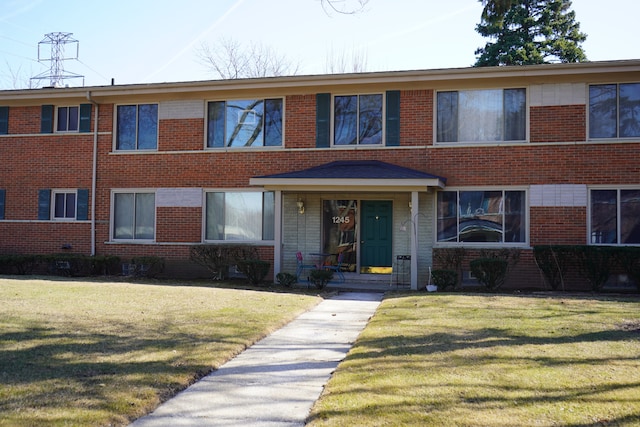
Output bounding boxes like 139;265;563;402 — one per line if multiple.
86;91;99;256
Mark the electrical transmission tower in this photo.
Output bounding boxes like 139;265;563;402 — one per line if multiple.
30;32;84;88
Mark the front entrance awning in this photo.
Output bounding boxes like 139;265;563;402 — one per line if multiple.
249;160;447;192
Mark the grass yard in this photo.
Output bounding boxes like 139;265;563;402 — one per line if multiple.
0;277;321;427
308;294;640;426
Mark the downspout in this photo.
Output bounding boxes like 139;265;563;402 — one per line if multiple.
86;91;99;256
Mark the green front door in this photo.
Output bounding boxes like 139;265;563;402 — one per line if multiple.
360;200;393;273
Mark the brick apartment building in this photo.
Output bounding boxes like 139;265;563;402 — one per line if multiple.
0;59;639;290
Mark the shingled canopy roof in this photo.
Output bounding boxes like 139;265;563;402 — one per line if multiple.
250;160;446;192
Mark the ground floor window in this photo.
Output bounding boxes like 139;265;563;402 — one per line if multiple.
322;200;357;269
53;190;76;220
113;192;155;240
205;191;274;241
437;190;526;243
590;189;640;244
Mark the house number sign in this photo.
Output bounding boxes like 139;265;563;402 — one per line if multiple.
332;216;350;224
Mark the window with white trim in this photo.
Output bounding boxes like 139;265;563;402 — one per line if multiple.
52;190;76;220
56;106;79;132
590;189;640;244
116;104;158;150
589;83;640;139
205;191;274;241
112;192;155;240
437;89;526;143
437;190;526;243
334;94;383;145
207;99;283;147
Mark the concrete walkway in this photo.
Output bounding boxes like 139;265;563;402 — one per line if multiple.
129;292;383;427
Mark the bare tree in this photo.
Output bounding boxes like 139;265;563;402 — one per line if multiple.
324;46;369;73
197;38;299;79
319;0;369;15
1;61;36;89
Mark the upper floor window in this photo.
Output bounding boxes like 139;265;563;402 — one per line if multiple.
437;89;526;143
334;94;383;145
207;99;283;148
113;191;155;240
437;190;526;244
53;190;76;220
205;191;274;241
589;83;640;139
0;106;9;135
590;189;640;244
57;106;79;132
41;104;91;134
116;104;158;150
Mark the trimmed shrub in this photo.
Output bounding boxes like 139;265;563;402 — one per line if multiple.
236;259;270;286
309;269;333;289
433;247;466;288
189;245;231;279
91;255;121;276
130;256;165;278
276;272;297;288
574;246;615;292
45;254;93;277
190;244;257;280
614;246;640;291
533;245;572;290
430;269;457;291
470;258;509;291
0;254;39;275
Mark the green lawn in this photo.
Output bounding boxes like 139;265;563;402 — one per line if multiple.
308;294;640;426
0;277;321;427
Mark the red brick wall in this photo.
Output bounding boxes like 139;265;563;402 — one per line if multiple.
0;132;93;221
285;95;316;149
7;106;41;134
156;207;202;243
426;143;638;187
400;90;432;146
159;119;204;151
530;105;586;142
0;222;91;254
2;88;638;289
530;207;587;245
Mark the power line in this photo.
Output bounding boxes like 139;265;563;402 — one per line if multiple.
0;34;35;48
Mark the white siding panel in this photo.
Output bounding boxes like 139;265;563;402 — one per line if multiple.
159;100;205;120
529;83;586;106
530;184;587;207
156;188;202;207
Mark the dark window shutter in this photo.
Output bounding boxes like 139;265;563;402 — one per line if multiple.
316;93;331;148
0;189;5;220
38;189;51;220
79;104;92;133
0;106;8;135
76;189;89;220
386;90;400;146
41;105;54;133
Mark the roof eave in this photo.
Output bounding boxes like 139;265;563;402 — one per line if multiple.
2;59;640;103
249;177;446;192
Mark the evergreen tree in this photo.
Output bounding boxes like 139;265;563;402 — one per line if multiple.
475;0;587;66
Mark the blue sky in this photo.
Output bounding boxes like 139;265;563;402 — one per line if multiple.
1;0;638;88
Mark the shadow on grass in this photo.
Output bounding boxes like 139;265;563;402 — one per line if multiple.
0;320;254;425
308;294;640;425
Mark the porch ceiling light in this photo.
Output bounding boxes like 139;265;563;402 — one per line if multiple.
297;199;305;214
